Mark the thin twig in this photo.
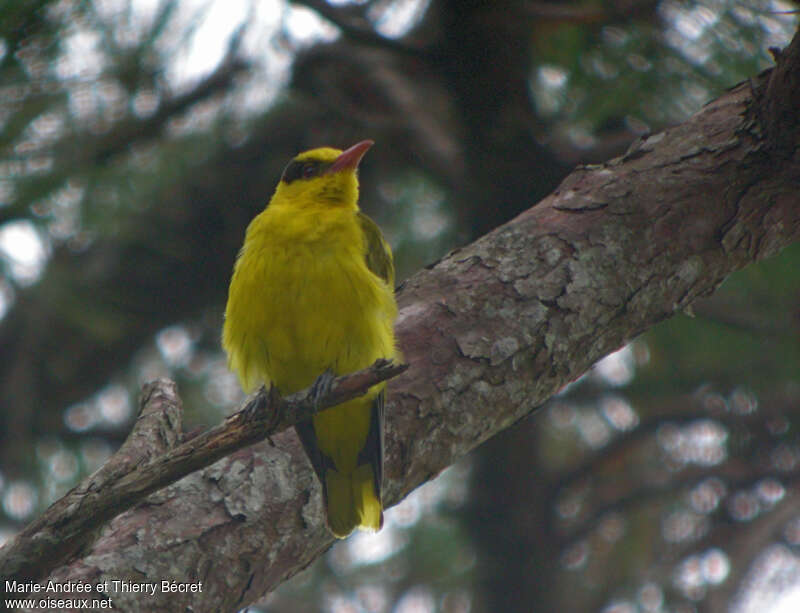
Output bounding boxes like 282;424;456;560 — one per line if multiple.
291;0;427;58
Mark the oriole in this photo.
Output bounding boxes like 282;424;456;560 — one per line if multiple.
222;140;396;537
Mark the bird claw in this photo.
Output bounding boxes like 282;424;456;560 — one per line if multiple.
240;383;282;425
241;385;269;423
310;369;336;409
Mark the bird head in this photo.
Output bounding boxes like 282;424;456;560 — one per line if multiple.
272;140;373;210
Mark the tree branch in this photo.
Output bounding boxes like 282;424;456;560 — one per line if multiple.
4;28;800;611
0;360;407;583
0;49;251;227
764;25;800;157
291;0;427;58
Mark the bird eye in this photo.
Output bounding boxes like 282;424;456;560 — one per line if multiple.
302;163;317;178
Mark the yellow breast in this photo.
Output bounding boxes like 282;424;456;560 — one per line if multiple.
222;203;396;395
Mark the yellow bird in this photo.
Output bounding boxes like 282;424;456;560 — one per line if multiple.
222;140;397;538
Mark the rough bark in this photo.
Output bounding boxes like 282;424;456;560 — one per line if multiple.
5;43;800;612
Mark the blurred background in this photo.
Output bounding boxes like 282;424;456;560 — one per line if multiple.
0;0;799;611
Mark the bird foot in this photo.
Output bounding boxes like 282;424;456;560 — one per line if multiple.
310;369;336;409
241;384;272;423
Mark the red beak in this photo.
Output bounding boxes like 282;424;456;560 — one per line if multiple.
327;140;374;174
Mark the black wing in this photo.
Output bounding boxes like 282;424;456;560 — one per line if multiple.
294;422;333;502
358;389;384;508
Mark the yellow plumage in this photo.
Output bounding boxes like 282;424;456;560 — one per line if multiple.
222;141;396;537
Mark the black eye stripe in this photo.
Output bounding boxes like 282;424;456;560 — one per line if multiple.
281;159;330;184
